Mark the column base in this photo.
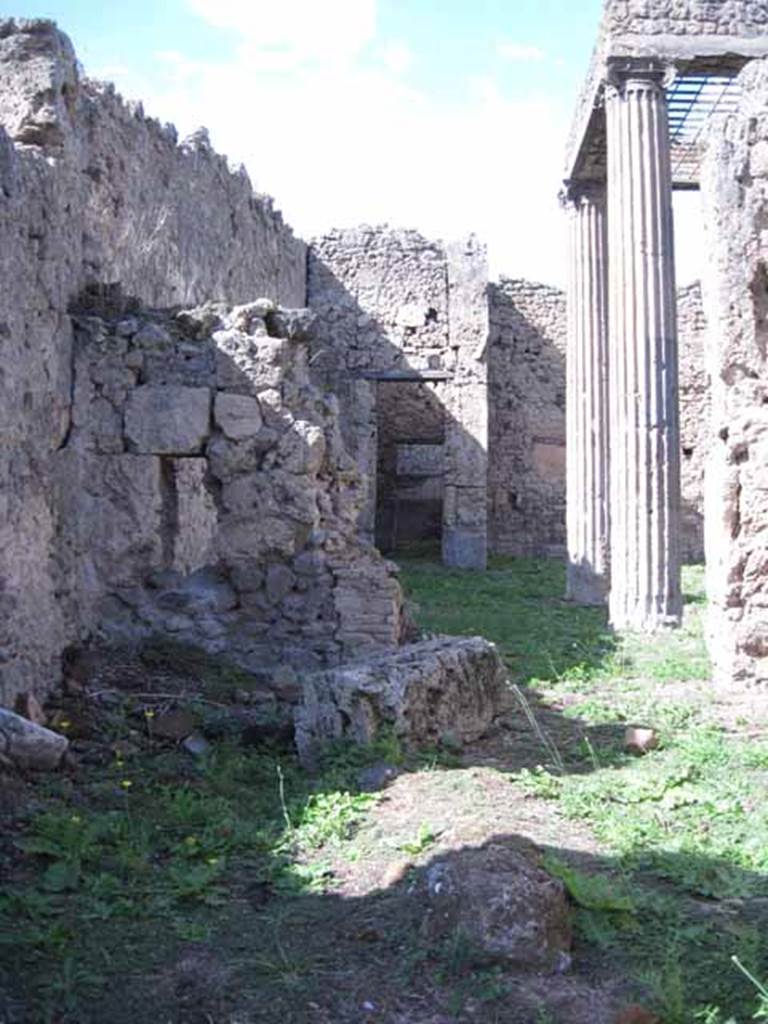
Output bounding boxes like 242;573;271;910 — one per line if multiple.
566;561;608;606
608;599;682;632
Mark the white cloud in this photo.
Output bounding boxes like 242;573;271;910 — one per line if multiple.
98;2;572;285
187;0;377;65
497;41;548;62
379;42;413;76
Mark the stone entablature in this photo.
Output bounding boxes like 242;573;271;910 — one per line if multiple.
566;0;768;182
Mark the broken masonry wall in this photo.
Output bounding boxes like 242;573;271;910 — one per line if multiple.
602;0;768;40
307;227;489;569
701;56;768;688
58;302;402;681
0;18;306;705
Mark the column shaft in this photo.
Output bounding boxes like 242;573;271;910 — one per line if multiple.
605;64;682;630
566;184;610;605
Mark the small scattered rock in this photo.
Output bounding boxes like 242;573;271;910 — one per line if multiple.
151;709;196;741
624;727;659;755
112;739;140;759
234;686;276;707
615;1005;661;1024
420;838;572;970
0;709;69;771
182;732;210;757
357;761;399;792
380;860;413;888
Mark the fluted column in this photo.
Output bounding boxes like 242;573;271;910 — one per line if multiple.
565;182;610;605
605;60;682;630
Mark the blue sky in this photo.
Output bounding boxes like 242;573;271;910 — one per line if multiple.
1;1;701;285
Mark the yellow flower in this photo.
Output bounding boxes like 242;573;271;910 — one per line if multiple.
120;779;133;789
206;857;219;866
59;720;71;730
144;709;155;719
70;815;82;824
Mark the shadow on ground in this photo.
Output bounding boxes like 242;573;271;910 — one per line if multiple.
2;558;765;1024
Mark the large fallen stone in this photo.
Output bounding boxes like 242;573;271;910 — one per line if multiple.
294;636;506;765
419;838;572;971
0;708;69;771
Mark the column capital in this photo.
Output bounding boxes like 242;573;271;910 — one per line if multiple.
604;57;676;98
560;179;607;209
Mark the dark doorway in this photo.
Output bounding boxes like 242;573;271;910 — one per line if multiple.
374;380;446;555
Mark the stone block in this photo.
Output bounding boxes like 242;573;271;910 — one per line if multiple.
420;839;572;970
124;386;210;454
396;443;445;477
214;392;263;441
294;636;505;765
442;526;487;570
171;458;218;574
533;441;566;481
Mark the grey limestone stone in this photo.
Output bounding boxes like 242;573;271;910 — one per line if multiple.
124;385;211;455
214;392;263;441
294;636;506;766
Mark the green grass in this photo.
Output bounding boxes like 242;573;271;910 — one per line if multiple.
3;557;766;1024
399;555;709;689
400;555;615;683
0;734;385;1022
398;556;768;1023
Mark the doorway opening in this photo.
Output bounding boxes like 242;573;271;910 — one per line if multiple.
374;379;446;556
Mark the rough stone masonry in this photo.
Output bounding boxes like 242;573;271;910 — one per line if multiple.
0;9;758;713
701;57;768;689
0;18;400;706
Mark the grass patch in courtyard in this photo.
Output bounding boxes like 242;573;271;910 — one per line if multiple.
397;555;767;1023
1;555;766;1023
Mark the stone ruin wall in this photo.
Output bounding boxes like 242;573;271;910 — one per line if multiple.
306;227;710;564
701;56;768;688
0;19;400;706
62;299;401;678
488;280;568;557
678;281;710;564
307;227;489;569
488;277;708;561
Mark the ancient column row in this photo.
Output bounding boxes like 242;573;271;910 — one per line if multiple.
566;61;682;630
565;184;610;606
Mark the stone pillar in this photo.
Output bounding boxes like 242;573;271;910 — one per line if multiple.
443;236;489;570
604;60;682;630
565;182;610;605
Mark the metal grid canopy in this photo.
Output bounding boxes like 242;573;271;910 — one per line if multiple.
667;70;742;188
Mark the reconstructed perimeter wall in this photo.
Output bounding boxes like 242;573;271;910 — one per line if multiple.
0;19;401;706
701;56;768;688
